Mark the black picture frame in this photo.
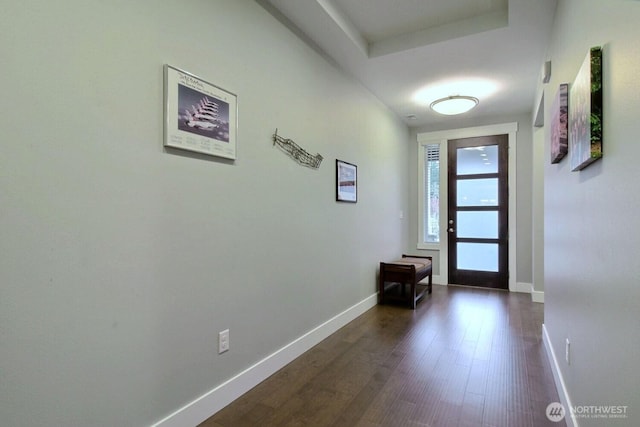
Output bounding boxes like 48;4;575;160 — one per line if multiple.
336;159;357;203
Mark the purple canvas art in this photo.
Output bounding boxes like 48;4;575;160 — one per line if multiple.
551;83;568;164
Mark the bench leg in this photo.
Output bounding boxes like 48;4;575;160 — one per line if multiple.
410;282;416;309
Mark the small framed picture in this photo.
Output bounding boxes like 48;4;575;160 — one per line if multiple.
336;159;357;203
164;64;237;160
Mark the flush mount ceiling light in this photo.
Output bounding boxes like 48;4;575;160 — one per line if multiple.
429;95;479;115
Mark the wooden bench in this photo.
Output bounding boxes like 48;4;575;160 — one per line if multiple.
379;254;433;309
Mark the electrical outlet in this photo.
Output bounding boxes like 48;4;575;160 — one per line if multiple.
565;338;570;364
218;329;229;354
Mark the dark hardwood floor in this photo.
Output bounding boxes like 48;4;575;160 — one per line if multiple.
201;285;564;427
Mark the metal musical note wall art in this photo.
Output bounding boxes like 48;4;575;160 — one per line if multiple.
272;129;323;169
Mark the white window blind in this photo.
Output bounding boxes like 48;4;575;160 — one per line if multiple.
424;144;440;243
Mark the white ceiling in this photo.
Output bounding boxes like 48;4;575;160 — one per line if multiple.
257;0;558;127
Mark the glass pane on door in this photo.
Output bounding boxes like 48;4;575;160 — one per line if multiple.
457;211;498;239
457;243;499;272
457;145;498;175
457;178;498;206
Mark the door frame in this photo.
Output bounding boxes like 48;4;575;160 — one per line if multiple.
447;134;509;289
416;122;518;292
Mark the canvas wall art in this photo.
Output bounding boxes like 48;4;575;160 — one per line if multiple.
550;83;568;163
569;47;603;171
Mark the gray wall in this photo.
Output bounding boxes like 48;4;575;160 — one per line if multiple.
0;1;410;426
408;113;534;285
541;0;640;425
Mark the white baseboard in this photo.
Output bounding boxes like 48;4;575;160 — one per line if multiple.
430;274;446;286
151;293;378;427
512;282;545;303
531;287;544;303
542;324;578;427
431;279;544;303
513;281;532;293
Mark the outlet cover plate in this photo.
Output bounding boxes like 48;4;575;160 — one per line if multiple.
219;329;229;354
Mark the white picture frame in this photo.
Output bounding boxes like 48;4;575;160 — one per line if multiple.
164;64;237;159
